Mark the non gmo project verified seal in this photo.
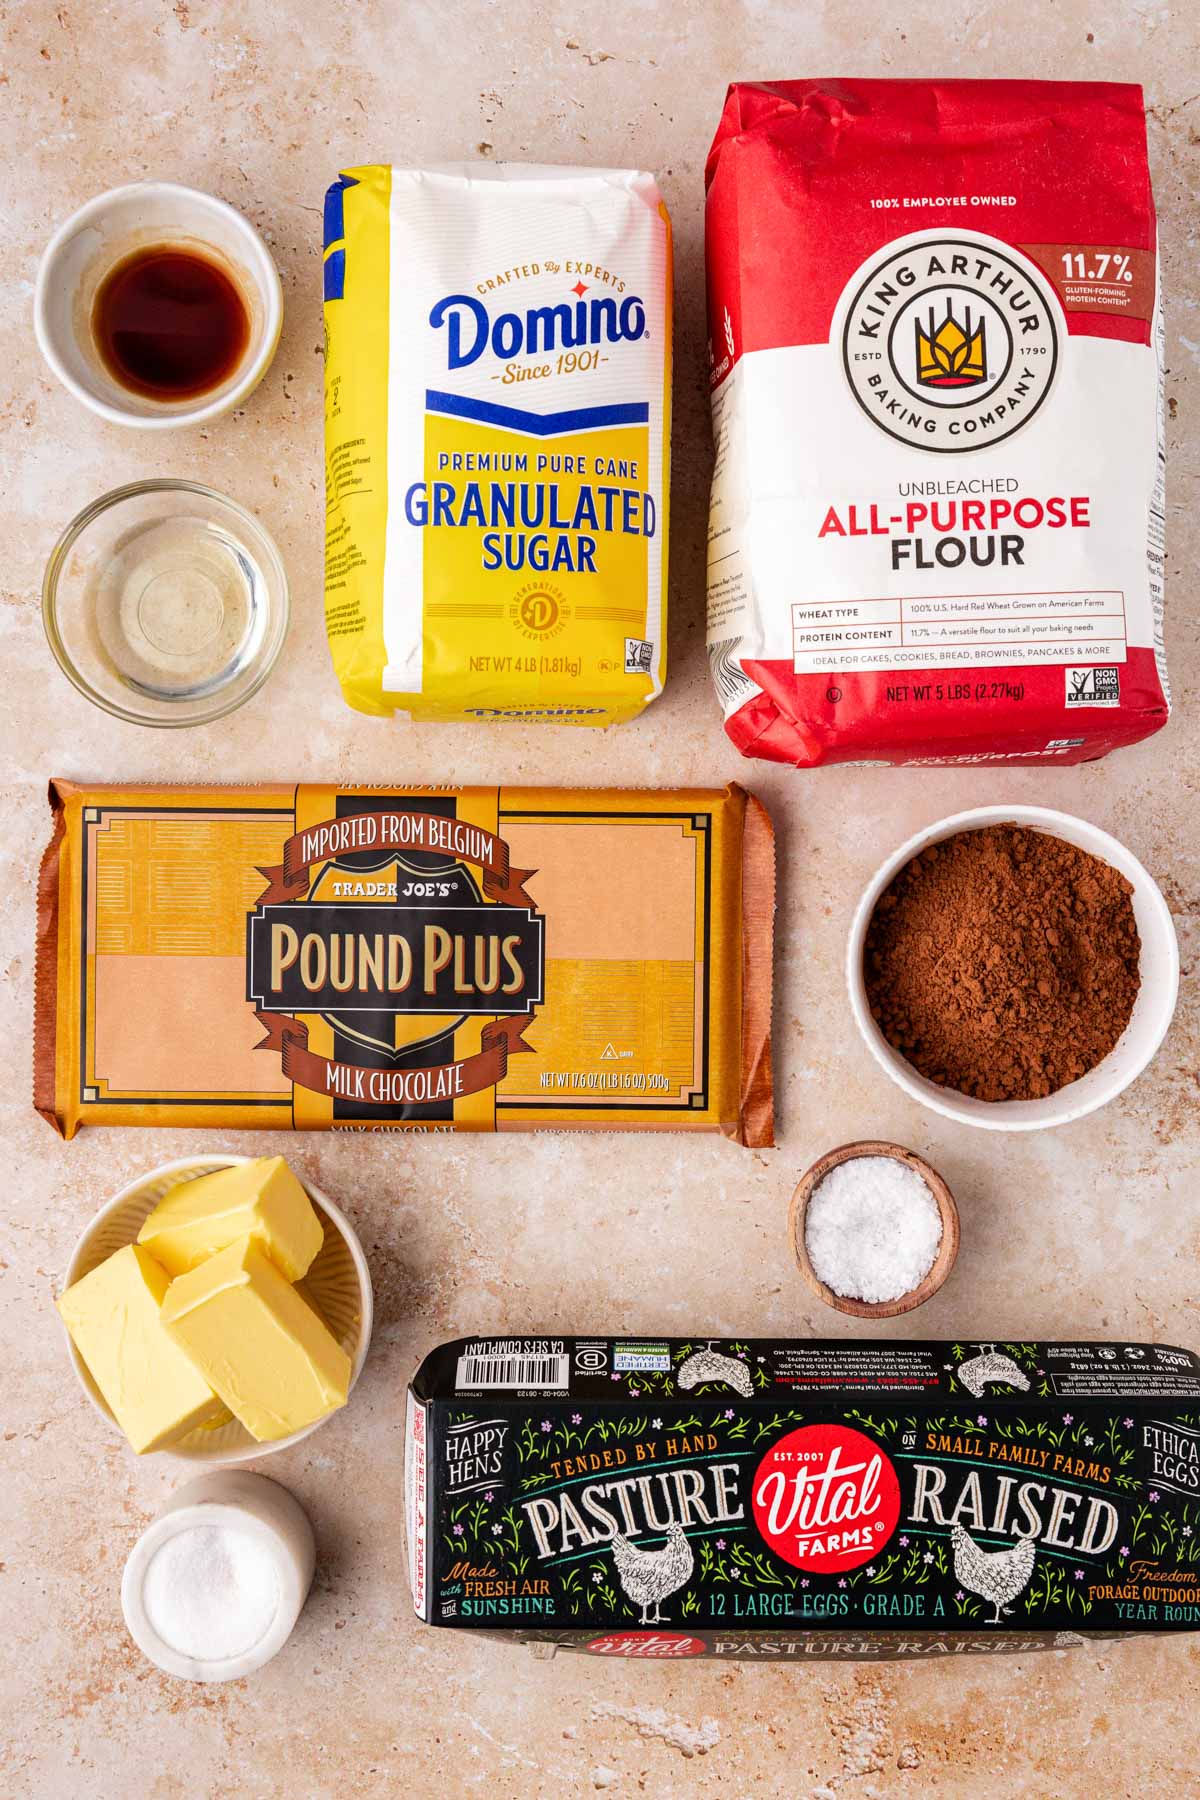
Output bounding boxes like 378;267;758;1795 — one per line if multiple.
1066;666;1121;708
625;638;654;674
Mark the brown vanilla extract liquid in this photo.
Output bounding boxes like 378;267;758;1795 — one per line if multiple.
92;246;250;400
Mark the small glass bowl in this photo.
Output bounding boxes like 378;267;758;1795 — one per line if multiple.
43;479;289;727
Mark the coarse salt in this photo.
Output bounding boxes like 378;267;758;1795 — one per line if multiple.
142;1523;280;1663
805;1157;942;1303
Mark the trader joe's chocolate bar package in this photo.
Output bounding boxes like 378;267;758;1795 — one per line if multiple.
406;1336;1200;1659
704;80;1169;768
36;782;772;1143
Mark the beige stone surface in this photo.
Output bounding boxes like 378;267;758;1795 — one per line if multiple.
2;2;1198;1794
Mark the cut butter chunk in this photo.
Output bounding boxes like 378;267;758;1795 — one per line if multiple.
137;1156;324;1282
160;1237;351;1441
57;1244;225;1454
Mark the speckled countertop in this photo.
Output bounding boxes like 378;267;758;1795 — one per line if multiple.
2;3;1198;1795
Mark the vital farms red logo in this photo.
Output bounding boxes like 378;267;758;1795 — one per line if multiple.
751;1424;901;1573
586;1632;706;1658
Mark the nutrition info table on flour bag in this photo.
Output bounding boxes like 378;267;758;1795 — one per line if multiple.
791;589;1128;672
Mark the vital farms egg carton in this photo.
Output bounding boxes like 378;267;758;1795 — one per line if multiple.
405;1336;1200;1659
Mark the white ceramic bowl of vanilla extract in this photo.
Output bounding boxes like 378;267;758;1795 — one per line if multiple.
34;180;282;429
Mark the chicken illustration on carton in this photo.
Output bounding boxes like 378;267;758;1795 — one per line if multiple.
950;1524;1036;1624
406;1335;1200;1659
611;1524;694;1625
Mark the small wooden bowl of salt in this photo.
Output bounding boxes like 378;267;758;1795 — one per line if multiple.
789;1140;959;1319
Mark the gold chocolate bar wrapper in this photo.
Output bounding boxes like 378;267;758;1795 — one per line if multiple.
36;782;774;1144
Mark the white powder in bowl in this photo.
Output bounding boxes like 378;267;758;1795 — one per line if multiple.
142;1524;280;1663
805;1156;942;1303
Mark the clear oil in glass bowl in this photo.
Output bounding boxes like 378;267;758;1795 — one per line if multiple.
43;481;288;726
92;515;269;700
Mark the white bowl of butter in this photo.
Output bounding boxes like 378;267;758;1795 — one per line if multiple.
61;1155;373;1462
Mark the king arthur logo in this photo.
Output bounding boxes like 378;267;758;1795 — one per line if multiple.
245;805;545;1111
915;304;987;388
839;230;1060;452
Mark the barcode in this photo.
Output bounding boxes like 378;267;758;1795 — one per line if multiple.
455;1352;570;1390
707;635;756;704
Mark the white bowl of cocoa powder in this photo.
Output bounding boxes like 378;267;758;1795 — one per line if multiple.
847;805;1179;1131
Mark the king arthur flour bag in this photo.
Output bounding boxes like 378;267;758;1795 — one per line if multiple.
704;80;1169;767
323;165;671;723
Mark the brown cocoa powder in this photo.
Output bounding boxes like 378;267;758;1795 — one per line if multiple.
864;825;1141;1102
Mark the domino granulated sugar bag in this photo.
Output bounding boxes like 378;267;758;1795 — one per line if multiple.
704;80;1169;768
323;165;671;724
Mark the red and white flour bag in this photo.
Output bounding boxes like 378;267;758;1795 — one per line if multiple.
704;80;1169;767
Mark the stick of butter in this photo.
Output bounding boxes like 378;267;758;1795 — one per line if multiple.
137;1156;324;1281
161;1237;351;1441
57;1245;226;1454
